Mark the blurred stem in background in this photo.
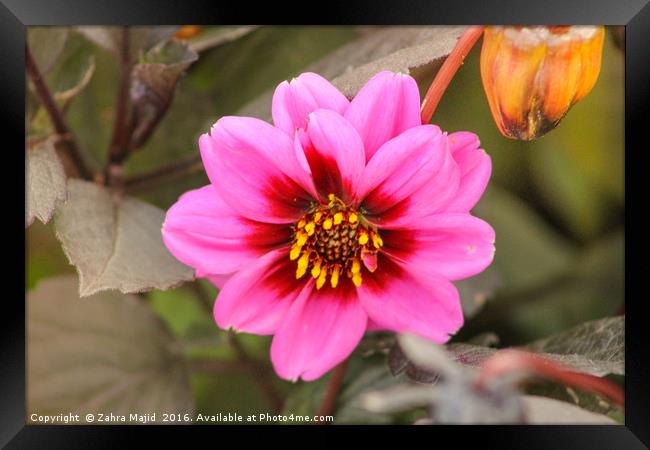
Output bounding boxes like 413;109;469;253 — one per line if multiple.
105;27;134;186
26;45;95;180
190;280;285;413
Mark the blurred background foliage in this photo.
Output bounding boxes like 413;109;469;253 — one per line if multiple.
26;26;624;422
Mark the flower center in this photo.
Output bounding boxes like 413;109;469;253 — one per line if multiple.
290;194;383;289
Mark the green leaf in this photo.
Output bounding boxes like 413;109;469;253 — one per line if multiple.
54;179;194;297
28;275;194;422
26;139;67;227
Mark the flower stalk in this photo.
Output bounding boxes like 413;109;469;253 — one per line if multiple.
106;27;134;186
316;358;350;422
420;26;485;124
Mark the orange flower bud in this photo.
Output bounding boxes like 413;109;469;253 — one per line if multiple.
480;26;605;140
174;25;202;40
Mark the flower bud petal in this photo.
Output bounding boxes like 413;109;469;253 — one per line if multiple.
480;26;605;140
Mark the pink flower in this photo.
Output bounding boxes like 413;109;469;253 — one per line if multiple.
162;71;495;381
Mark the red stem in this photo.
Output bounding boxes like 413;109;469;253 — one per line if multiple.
26;46;94;180
316;358;350;423
476;349;624;407
107;27;133;167
420;26;485;124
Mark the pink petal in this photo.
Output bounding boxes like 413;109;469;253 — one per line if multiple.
443;132;492;213
270;279;367;381
366;319;385;331
199;116;317;224
345;71;421;161
380;213;496;280
301;109;365;203
214;248;302;335
162;185;292;274
272;72;350;136
356;125;445;211
203;272;232;289
357;254;463;343
366;137;461;228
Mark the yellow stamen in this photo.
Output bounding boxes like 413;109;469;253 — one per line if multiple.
316;267;328;289
351;259;361;274
297;219;306;229
311;259;322;278
358;232;369;245
289;245;301;261
333;212;343;225
372;234;383;249
296;252;310;279
348;212;358;224
330;265;340;288
352;273;362;287
296;232;308;247
304;222;315;236
323;218;333;230
314;212;323;222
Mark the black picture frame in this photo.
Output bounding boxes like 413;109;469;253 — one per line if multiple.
7;0;649;447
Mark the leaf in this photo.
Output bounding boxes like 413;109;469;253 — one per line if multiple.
449;343;623;377
238;26;466;120
328;26;466;98
187;26;260;53
527;316;624;372
28;27;69;74
26;139;67;227
390;329;622;386
54;179;193;297
520;396;617;424
28;275;194;422
455;266;501;319
130;39;199;148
